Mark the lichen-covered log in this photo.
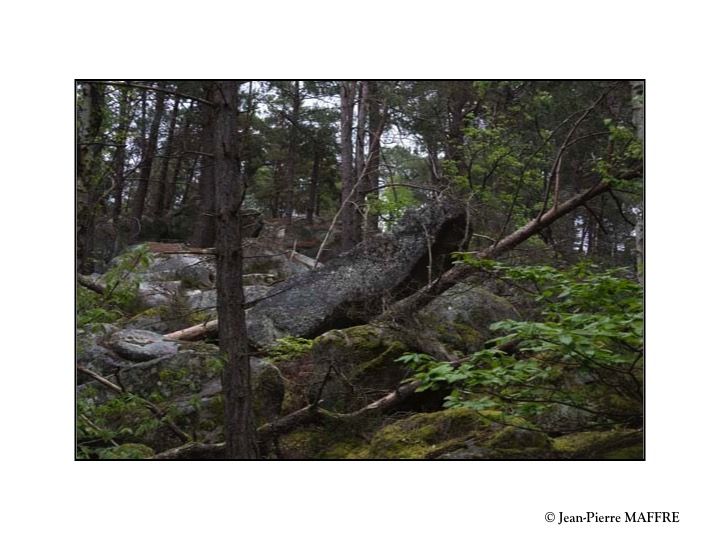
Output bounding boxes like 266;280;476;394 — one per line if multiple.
245;199;467;347
162;199;466;345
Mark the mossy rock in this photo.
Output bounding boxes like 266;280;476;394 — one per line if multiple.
367;409;495;459
277;425;372;459
552;429;643;459
273;324;409;414
415;277;520;354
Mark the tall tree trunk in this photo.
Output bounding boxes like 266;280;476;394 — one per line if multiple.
131;83;166;228
190;84;217;247
284;81;301;224
630;80;644;285
306;145;321;223
152;94;180;220
213;81;258;459
366;80;384;234
77;82;105;273
340;81;357;251
354;80;368;241
111;88;132;223
163;106;192;218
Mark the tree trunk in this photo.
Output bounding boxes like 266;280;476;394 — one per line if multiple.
213;81;258;459
111;88;132;223
306;145;321;223
630;80;644;285
152;94;180;220
340;81;357;251
366;80;384;233
131;83;166;227
354;80;368;241
284;81;301;224
77;82;105;273
190;84;217;247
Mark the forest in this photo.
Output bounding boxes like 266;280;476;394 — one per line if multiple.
75;80;644;460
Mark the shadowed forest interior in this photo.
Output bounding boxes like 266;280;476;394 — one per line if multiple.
76;80;643;460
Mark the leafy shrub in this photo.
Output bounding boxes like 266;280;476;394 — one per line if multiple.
397;261;643;429
77;244;152;328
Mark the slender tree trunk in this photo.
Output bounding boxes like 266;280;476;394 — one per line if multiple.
340;81;357;251
366;80;383;233
163;107;192;218
213;81;258;459
284;81;301;224
190;84;217;247
131;83;166;227
179;155;199;209
77;82;105;273
112;88;132;223
306;145;321;223
630;80;644;284
152;95;180;219
354;80;368;241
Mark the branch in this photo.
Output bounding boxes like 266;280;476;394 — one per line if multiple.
83;80;212;105
77;365;191;443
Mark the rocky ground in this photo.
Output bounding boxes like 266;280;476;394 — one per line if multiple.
77;206;642;460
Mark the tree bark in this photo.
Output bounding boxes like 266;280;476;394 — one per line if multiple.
283;81;301;224
365;80;383;233
630;80;644;285
151;94;180;220
213;81;258;459
111;88;132;223
77;82;105;273
306;145;321;223
190;83;217;247
340;81;357;251
131;83;166;227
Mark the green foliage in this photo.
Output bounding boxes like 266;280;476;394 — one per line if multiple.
397;262;643;427
268;336;314;361
77;245;152;329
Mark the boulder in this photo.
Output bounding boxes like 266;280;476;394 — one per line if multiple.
246;200;467;348
106;329;180;362
272;324;409;413
415;276;520;353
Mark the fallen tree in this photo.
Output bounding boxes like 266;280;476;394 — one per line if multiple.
164;199;468;345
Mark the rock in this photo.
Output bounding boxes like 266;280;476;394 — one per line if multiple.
366;409;494;459
137;280;183;308
144;254;215;286
246;200;467;348
416;276;520;353
272;324;409;413
552;429;643;459
185;289;217;311
107;329;179;362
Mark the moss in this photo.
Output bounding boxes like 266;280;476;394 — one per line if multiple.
553;429;643;459
278;427;369;459
99;443;155;459
603;444;643;459
368;409;494;459
488;426;551;450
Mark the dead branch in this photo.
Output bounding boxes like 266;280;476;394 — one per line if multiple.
77;365;191;443
77;274;105;295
